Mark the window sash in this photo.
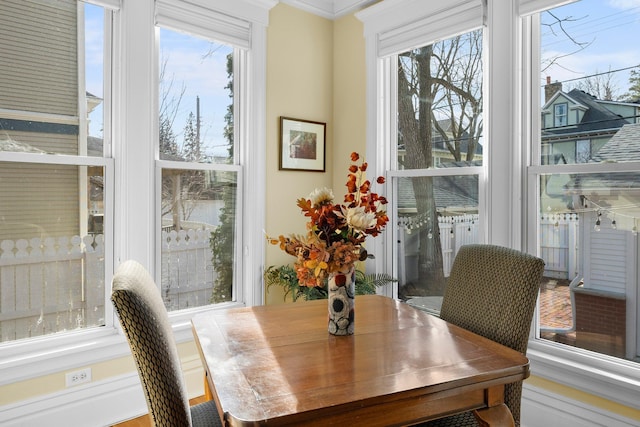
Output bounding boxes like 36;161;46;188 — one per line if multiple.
360;0;640;410
0;0;270;385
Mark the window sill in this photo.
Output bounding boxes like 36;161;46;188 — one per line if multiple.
527;339;640;410
0;301;246;386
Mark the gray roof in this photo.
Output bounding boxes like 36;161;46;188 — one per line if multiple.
591;123;640;163
565;124;640;194
543;89;628;137
398;175;478;212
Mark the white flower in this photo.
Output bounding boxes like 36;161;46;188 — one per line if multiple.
342;206;377;233
308;187;334;207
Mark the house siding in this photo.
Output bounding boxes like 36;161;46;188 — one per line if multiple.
0;0;78;116
0;162;80;241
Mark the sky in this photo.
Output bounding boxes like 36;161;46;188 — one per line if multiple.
83;0;640;154
540;0;640;100
84;4;232;159
159;28;232;159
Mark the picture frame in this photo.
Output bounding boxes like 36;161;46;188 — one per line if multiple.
279;116;326;172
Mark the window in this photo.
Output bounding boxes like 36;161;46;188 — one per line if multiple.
359;0;640;411
532;0;640;369
575;139;590;163
0;0;112;342
157;28;239;310
0;0;270;384
393;31;483;304
554;103;567;127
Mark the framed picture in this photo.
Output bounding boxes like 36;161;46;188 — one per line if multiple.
279;116;326;172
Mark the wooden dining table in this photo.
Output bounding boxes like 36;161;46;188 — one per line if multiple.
191;295;529;426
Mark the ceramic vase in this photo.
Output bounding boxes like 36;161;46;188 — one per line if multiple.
327;266;355;335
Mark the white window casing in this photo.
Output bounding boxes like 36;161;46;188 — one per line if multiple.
358;0;640;411
0;0;274;385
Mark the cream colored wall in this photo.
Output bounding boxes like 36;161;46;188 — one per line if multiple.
263;6;368;305
331;13;367;192
264;3;335;305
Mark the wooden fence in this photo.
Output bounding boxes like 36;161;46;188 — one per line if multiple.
0;235;105;342
161;228;217;311
0;229;216;342
1;214;579;341
539;212;579;280
398;213;579;285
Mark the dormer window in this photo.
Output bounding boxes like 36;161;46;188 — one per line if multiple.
554;102;568;127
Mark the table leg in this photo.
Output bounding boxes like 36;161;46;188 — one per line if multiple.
473;403;515;427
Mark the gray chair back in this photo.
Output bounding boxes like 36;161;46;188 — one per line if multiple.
438;244;545;425
111;260;192;427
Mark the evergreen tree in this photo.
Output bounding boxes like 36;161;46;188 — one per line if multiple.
623;68;640;102
223;53;234;161
210;52;235;303
159;116;178;157
209;179;235;303
183;111;201;162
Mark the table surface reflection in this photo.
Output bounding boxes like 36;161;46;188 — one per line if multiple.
191;295;528;426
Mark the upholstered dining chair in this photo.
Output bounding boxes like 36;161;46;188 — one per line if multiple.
421;244;545;427
111;260;221;427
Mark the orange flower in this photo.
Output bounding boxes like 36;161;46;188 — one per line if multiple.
267;152;388;287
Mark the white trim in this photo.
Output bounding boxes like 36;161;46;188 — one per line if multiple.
356;0;483;57
242;21;268;306
82;0;120;11
156;0;252;48
0;108;79;126
0;328;127;386
485;0;518;248
280;0;377;19
281;0;335;19
0;372;145;427
0;355;207;427
522;382;640;427
527;341;640;410
518;0;578;16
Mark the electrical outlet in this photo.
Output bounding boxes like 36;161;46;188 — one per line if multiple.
65;368;92;387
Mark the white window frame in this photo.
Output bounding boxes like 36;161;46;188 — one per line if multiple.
0;0;272;385
523;10;640;409
358;0;640;411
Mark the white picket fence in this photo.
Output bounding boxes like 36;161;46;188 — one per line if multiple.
161;228;217;311
0;235;105;342
398;213;579;285
539;212;580;280
397;214;481;284
1;214;578;341
0;229;217;342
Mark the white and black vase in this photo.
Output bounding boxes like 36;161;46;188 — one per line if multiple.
327;266;355;335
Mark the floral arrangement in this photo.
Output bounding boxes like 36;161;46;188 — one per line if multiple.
268;152;389;287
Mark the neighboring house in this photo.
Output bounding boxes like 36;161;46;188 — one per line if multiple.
0;0;103;242
397;163;479;216
541;77;640;165
398;118;483;168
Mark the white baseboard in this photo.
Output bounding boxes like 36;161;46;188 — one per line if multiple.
522;383;639;427
0;358;205;427
0;373;146;427
5;367;635;427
